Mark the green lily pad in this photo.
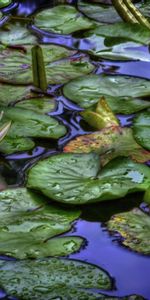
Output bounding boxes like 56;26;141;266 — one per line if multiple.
63;74;150;113
0;188;82;258
133;111;150;150
0;136;35;154
27;153;150;205
0;104;66;154
15;98;56;114
0;0;11;8
0;258;111;299
85;34;150;61
34;5;94;34
78;0;121;23
108;208;150;255
0;106;66;139
0;45;94;85
86;22;150;45
63;127;150;165
0;23;37;45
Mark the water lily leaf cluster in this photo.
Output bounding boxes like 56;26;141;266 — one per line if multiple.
108;208;150;255
0;188;82;258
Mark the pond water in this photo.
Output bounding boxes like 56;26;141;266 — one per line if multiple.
0;0;150;299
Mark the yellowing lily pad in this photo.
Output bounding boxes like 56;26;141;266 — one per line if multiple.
0;258;111;299
27;153;150;205
34;5;94;34
63;126;150;165
63;74;150;113
0;188;82;258
108;208;150;255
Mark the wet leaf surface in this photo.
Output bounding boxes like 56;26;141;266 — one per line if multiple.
0;106;66;153
108;208;150;255
27;153;150;205
0;45;93;85
63;74;150;113
63;126;150;164
0;188;82;258
0;23;37;45
0;257;111;299
133;110;150;150
34;5;94;34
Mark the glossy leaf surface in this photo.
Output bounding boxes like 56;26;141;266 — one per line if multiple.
0;258;111;299
27;153;150;205
63;74;150;112
34;5;94;34
0;188;82;258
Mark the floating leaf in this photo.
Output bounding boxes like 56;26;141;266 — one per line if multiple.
15;98;55;114
34;5;94;34
63;74;150;113
85;34;150;61
0;188;82;258
0;45;94;85
133;110;150;150
0;136;35;154
0;0;12;8
0;258;112;299
108;208;150;255
0;106;66;139
86;23;150;45
0;23;37;45
64;127;150;164
78;0;121;23
0;105;66;154
27;153;150;205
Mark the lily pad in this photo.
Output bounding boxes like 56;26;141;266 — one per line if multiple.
15;98;56;114
0;45;94;85
86;23;150;45
107;208;150;255
0;106;66;139
27;153;150;205
0;0;11;8
78;0;121;23
0;258;111;299
63;127;150;165
0;84;34;106
85;34;150;61
34;5;94;34
0;188;82;258
0;136;35;154
63;74;150;113
133;111;150;150
0;23;37;45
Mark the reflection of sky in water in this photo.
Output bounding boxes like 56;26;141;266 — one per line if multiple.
66;220;150;298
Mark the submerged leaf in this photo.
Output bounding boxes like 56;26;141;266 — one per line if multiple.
63;74;150;113
64;126;150;164
34;5;94;34
0;188;82;258
0;258;111;299
27;153;150;205
108;208;150;254
133;110;150;150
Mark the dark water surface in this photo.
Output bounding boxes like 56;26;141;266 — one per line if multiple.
0;0;150;299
